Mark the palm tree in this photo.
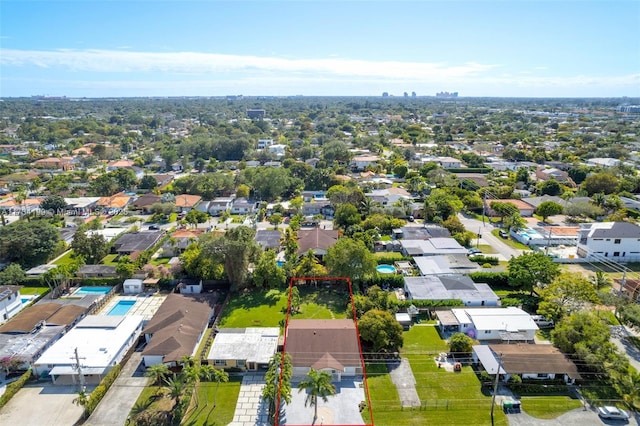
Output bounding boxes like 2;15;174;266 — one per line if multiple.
72;387;90;419
297;369;336;423
164;376;185;409
144;363;170;386
590;271;611;290
182;363;201;408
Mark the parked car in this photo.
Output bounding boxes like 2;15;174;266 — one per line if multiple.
468;248;482;255
148;225;160;230
597;406;630;420
531;315;555;328
499;229;509;239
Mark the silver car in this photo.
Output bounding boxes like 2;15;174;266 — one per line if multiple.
597;406;630;420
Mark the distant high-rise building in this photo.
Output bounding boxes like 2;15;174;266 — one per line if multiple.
382;92;389;97
617;105;640;113
412;92;417;97
436;92;458;98
403;92;408;98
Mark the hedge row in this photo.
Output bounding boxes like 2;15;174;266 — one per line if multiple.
85;364;121;416
375;255;412;265
397;299;464;309
468;255;500;266
364;274;405;288
0;369;33;409
449;168;492;174
468;271;510;287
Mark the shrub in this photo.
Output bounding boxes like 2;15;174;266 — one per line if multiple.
84;364;121;416
0;369;32;408
468;255;499;265
468;271;509;288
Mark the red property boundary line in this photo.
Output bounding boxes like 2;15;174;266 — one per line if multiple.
275;276;375;426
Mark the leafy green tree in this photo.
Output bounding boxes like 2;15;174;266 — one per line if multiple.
537;179;562;196
292;250;327;278
0;220;60;267
504;212;526;232
537;272;599;321
262;353;293;422
71;230;109;264
185;209;208;227
423;189;463;221
268;213;283;229
536;201;564;222
489;201;518;225
507;252;560;295
236;183;250;199
358;309;404;353
0;263;26;286
162;148;178;171
164;376;185;409
297;369;337;423
325;238;376;282
333;203;361;229
116;256;136;279
582;172;618;195
40;195;67;215
253;250;286;289
290;286;301;313
448;332;474;354
138;175;158;190
72;387;90;419
112;168;138;190
89;174;119;196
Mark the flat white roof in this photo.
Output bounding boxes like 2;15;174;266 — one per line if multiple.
451;307;538;332
208;327;279;365
87;228;127;242
35;315;143;368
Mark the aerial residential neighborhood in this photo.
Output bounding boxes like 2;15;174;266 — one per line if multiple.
0;95;638;426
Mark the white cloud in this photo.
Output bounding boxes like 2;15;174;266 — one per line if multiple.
0;48;498;80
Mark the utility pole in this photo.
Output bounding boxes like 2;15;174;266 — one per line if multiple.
482;192;487;225
73;347;86;390
490;352;503;426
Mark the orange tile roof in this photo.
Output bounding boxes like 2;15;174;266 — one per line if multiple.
174;194;202;208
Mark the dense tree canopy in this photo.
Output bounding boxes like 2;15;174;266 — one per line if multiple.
507;252;560;295
324;237;376;282
358;309;404;353
0;220;60;267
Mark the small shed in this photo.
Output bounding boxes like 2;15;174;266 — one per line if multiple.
395;313;412;330
123;279;143;294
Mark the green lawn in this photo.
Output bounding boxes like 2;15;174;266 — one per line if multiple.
182;377;242;426
218;286;352;328
477;244;498;254
520;396;583;419
53;250;77;265
151;257;171;266
374;251;404;259
101;254;119;266
19;286;48;296
364;327;508;425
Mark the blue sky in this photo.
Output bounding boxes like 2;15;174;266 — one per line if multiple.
1;0;639;97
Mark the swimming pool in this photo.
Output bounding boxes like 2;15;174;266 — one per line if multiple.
21;296;35;304
108;300;136;316
74;286;113;295
376;265;396;274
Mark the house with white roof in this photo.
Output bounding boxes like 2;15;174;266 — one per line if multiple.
207;327;279;371
365;187;412;206
33;315;144;385
0;286;23;324
435;307;538;343
576;221;640;262
400;238;467;257
403;275;499;307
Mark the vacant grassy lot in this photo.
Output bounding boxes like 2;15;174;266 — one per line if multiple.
52;250;77;265
520;396;583;419
218;285;352;328
20;286;48;296
365;326;508;425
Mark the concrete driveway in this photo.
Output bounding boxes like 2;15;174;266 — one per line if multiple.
0;382;89;426
282;378;366;425
86;352;149;426
508;407;639;426
610;325;640;372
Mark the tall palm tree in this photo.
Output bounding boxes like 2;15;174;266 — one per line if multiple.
144;363;170;386
297;369;336;422
164;376;185;409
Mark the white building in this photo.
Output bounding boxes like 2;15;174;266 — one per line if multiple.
436;307;538;343
33;315;144;385
122;279;143;294
0;286;23;324
268;144;287;156
257;139;274;149
576;222;640;262
207;327;279;371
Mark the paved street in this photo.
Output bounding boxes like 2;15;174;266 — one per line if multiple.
457;213;526;260
507;407;639;426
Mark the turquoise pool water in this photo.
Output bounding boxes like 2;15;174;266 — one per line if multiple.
376;265;396;274
74;286;112;295
108;300;136;316
21;296;34;304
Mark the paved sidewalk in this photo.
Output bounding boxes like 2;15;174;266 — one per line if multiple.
228;373;269;426
387;358;420;407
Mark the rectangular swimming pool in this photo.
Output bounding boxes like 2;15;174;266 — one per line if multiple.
74;286;113;295
108;300;136;316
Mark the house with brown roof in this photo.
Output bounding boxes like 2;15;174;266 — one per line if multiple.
106;159;135;170
486;199;535;217
175;194;202;212
141;293;216;367
472;343;581;384
32;157;75;171
285;319;363;380
96;193;131;212
162;228;205;256
0;302;86;334
130;193;161;213
297;228;339;259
